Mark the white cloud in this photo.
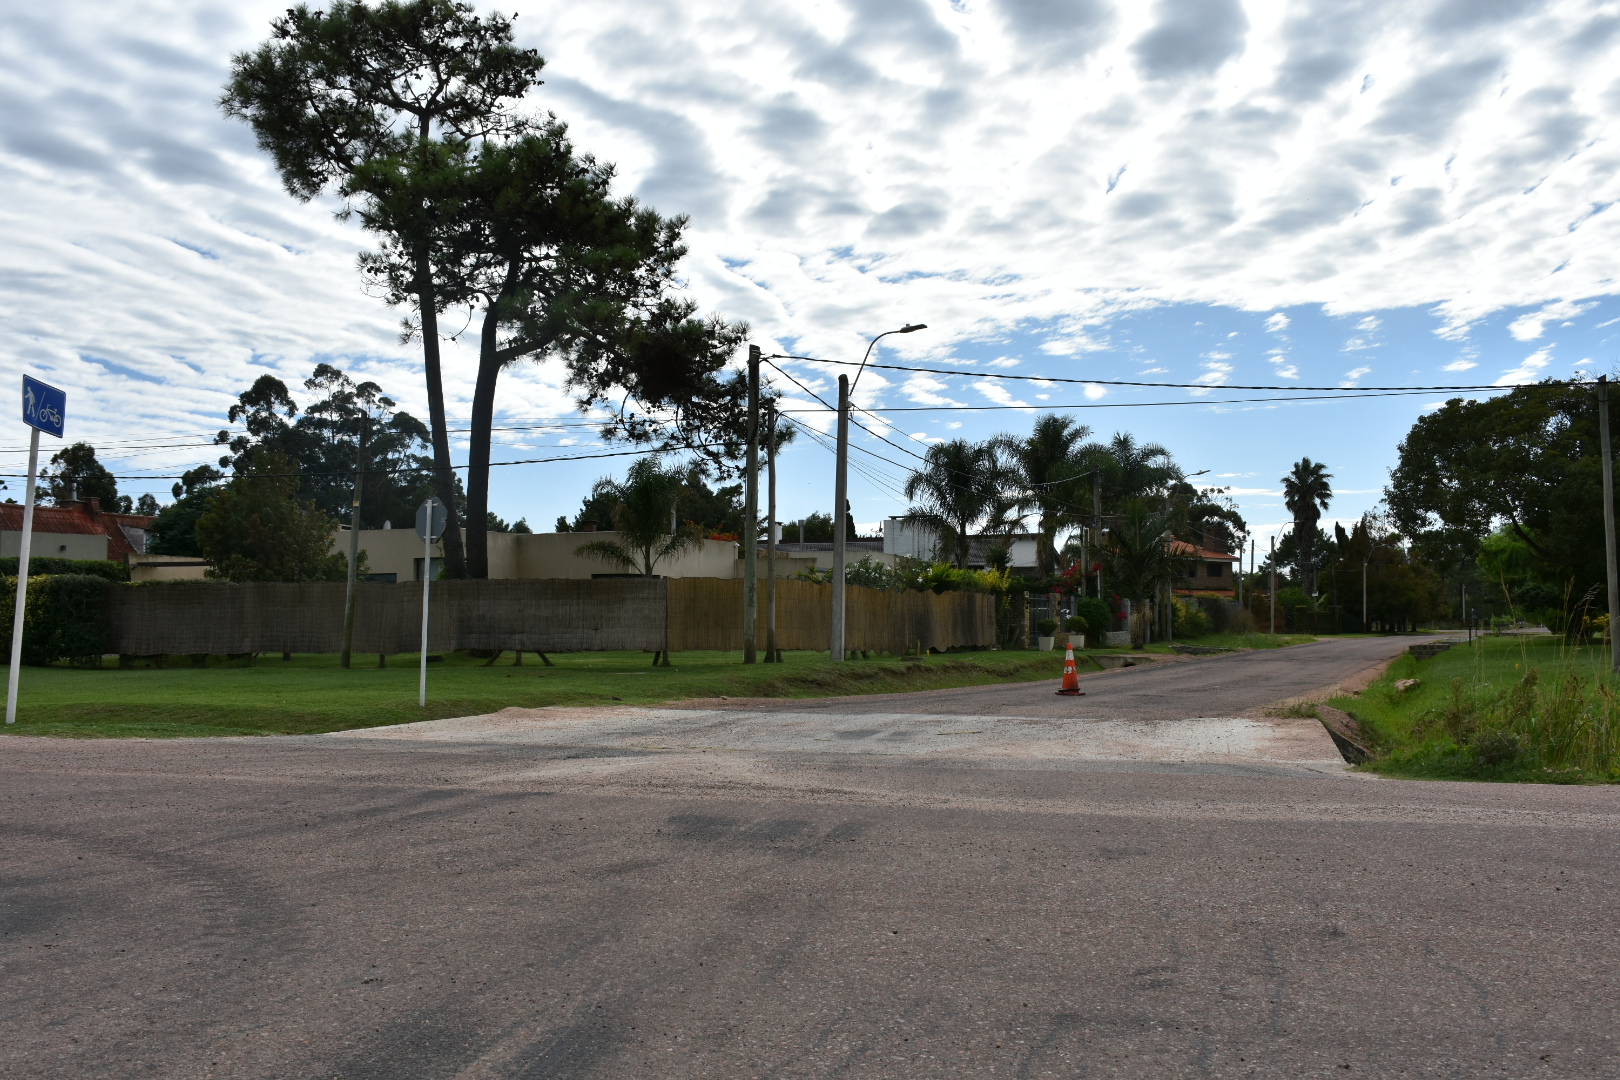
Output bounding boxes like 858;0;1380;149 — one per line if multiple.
1496;348;1553;385
1083;383;1107;400
973;379;1029;408
1356;316;1382;332
987;357;1021;368
1343;337;1371;351
1191;361;1233;397
1342;366;1372;386
1509;300;1598;341
1442;359;1478;371
1;0;1618;486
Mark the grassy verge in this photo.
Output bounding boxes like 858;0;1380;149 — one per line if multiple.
1330;634;1620;783
0;648;1069;739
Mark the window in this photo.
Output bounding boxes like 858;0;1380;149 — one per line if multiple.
1206;562;1225;578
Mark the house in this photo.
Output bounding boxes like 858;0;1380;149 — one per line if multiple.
881;517;1042;574
0;497;154;562
334;528;823;582
1172;540;1237;597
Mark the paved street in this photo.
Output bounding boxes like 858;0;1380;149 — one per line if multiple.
6;637;1619;1078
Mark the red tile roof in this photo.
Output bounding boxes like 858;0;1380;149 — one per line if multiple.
1170;540;1236;561
0;500;156;559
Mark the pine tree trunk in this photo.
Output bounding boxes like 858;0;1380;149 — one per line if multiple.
417;255;467;579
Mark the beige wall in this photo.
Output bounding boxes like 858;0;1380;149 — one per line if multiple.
333;528;821;582
128;554;210;583
1;531;108;560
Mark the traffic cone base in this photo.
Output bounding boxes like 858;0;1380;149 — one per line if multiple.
1056;641;1084;696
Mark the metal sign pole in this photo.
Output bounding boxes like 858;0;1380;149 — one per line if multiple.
8;375;64;725
5;428;40;724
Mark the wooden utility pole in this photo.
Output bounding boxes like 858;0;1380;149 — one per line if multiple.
341;417;369;669
765;400;779;663
743;345;760;664
1091;467;1103;600
831;374;850;662
1601;376;1619;672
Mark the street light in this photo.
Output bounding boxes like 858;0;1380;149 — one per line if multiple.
832;322;927;661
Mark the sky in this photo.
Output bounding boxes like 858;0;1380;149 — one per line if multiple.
2;0;1618;550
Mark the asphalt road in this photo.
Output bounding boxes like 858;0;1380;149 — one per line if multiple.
6;637;1619;1079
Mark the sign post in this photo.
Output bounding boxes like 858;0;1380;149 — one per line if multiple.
8;376;66;724
415;496;448;708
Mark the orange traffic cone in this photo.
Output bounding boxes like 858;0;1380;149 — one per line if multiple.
1056;641;1084;696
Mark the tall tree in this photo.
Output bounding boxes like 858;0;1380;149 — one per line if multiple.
902;440;1003;568
993;414;1098;577
41;443;126;510
215;364;435;528
194;450;349;582
1103;433;1179;505
1104;498;1186;648
221;0;543;577
573;457;699;576
1281;457;1333;593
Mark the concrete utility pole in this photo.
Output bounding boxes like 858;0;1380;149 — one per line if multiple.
1269;534;1277;635
831;374;850;661
743;346;760;664
1601;376;1620;673
765;401;779;663
341;417;368;669
832;322;926;661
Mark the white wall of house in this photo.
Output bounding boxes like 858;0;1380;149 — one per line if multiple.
882;517;935;559
0;532;108;560
127;554;210;582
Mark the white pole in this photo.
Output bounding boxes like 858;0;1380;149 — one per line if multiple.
419;526;432;707
5;428;40;723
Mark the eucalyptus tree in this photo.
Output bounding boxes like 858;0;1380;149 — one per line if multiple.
902;439;1004;568
221;0;543;577
1282;457;1333;593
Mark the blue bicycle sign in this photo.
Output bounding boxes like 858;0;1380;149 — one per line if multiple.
21;376;65;438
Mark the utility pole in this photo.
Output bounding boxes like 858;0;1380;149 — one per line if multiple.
341;417;369;669
830;323;925;662
1269;534;1277;635
743;345;760;664
1362;559;1368;632
1601;376;1620;672
765;400;779;663
831;373;850;661
1092;467;1103;600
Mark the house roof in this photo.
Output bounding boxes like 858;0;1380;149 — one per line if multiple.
0;500;156;559
1171;539;1236;561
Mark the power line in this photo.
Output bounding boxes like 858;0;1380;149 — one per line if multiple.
769;353;1528;394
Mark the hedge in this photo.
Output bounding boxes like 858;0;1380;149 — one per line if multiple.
0;557;128;582
0;575;114;666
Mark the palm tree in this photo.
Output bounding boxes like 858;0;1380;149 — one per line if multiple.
993;415;1095;577
575;457;700;575
1282;457;1333;593
902;439;1002;568
1106;433;1179;501
1104;498;1188;648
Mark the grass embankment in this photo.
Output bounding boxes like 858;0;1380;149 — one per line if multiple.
1331;634;1620;783
0;648;1070;739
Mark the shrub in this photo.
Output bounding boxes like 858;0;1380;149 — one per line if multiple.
1170;596;1213;637
1071;596;1113;641
1064;615;1086;633
0;557;127;582
0;574;114;665
1036;617;1058;636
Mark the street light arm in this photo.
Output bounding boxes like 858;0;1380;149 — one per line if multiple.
852;323;927;394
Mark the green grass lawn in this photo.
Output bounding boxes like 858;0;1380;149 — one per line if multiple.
1137;632;1318;653
1331;634;1620;783
0;648;1073;739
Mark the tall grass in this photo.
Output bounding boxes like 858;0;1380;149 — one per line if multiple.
1343;635;1620;781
